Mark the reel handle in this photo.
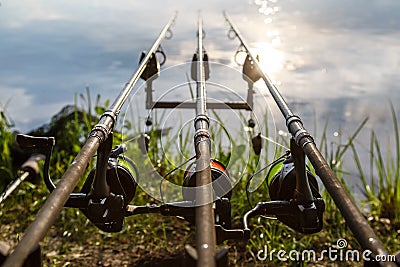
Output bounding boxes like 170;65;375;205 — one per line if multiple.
16;134;54;149
16;134;56;191
19;154;45;180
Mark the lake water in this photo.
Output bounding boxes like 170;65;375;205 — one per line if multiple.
1;0;399;190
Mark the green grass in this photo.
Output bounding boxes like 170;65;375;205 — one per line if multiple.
0;94;399;266
351;103;400;222
0;102;15;190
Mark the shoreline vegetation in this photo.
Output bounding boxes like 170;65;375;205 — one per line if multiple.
0;91;399;266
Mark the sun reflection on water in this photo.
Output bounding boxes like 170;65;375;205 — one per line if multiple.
253;42;284;75
251;0;284;75
255;0;280;17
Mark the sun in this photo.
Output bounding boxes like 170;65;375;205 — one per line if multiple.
252;41;284;75
233;41;284;77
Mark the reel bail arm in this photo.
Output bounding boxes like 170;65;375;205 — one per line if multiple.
243;199;325;235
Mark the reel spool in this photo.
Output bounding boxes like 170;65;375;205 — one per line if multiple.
267;155;321;201
182;159;232;201
181;159;233;229
75;152;139;233
265;153;324;234
81;157;139;206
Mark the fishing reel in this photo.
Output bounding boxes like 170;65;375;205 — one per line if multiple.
17;133;139;233
181;159;233;229
266;143;325;234
245;138;325;234
206;138;326;244
66;134;138;232
267;155;320;202
182;159;232;201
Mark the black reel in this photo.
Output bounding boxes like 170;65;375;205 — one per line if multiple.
265;139;325;234
16;133;140;233
267;157;320;201
67;137;139;233
83;155;137;203
20;132;139;233
76;151;138;232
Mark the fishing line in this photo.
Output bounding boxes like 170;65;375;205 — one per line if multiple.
121;133;143;144
259;134;288;150
245;151;290;209
159;155;196;203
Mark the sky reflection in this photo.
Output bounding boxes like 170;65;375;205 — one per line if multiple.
0;0;399;151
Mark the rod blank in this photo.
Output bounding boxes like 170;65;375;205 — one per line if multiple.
193;14;217;267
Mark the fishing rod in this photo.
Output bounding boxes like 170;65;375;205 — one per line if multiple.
191;13;216;267
3;12;177;267
223;11;396;264
0;154;44;204
136;13;233;266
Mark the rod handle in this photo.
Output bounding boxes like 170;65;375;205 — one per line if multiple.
19;154;45;180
